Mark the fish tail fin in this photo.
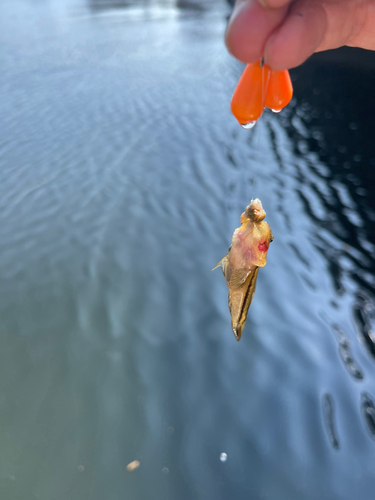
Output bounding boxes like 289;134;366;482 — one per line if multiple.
228;292;244;341
228;267;259;341
232;322;244;341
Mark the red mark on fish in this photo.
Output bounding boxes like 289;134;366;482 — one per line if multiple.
258;241;269;253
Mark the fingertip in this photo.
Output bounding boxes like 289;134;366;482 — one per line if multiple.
264;0;327;70
226;0;288;64
225;0;265;63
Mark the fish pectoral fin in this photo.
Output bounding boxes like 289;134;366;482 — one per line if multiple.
228;268;252;289
212;255;228;273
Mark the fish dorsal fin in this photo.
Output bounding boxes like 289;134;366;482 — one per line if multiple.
228;268;251;289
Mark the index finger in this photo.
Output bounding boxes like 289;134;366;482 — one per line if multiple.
226;0;289;64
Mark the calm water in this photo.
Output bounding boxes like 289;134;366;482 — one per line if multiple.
1;1;375;499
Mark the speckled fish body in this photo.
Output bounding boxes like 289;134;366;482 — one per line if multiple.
214;199;273;341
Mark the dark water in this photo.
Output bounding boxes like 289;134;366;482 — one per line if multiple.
1;0;375;499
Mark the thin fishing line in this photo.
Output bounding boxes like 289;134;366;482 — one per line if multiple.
249;57;265;191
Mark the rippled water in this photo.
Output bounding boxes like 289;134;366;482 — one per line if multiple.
1;1;375;499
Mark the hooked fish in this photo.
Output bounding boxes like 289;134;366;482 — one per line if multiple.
213;199;273;341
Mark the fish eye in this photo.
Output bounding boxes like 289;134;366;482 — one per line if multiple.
270;236;274;243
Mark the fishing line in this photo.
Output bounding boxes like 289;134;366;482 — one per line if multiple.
248;57;266;192
235;57;267;215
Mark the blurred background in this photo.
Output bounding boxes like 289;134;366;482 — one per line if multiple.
1;0;375;499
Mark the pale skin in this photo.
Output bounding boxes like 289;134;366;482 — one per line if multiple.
225;0;375;71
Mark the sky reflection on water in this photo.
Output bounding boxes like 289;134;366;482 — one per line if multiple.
1;1;375;499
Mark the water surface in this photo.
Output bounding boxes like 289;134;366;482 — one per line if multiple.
1;1;375;499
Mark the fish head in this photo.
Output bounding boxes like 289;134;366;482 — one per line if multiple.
230;217;273;270
249;221;273;267
241;198;266;224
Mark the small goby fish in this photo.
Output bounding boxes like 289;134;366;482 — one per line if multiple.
213;199;273;341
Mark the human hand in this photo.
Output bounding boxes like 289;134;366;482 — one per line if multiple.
225;0;375;70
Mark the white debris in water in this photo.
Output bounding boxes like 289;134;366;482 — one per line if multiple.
220;453;227;462
126;460;140;472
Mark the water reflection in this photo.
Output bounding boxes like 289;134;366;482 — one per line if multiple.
353;293;375;359
322;393;340;449
89;0;214;12
283;55;375;475
361;393;375;439
321;320;364;381
1;0;375;499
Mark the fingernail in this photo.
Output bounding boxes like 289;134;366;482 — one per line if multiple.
228;0;247;23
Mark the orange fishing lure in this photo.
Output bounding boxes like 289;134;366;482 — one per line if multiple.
231;60;293;127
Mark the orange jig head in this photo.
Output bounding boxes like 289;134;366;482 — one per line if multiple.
265;68;293;113
231;60;293;127
231;61;270;129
